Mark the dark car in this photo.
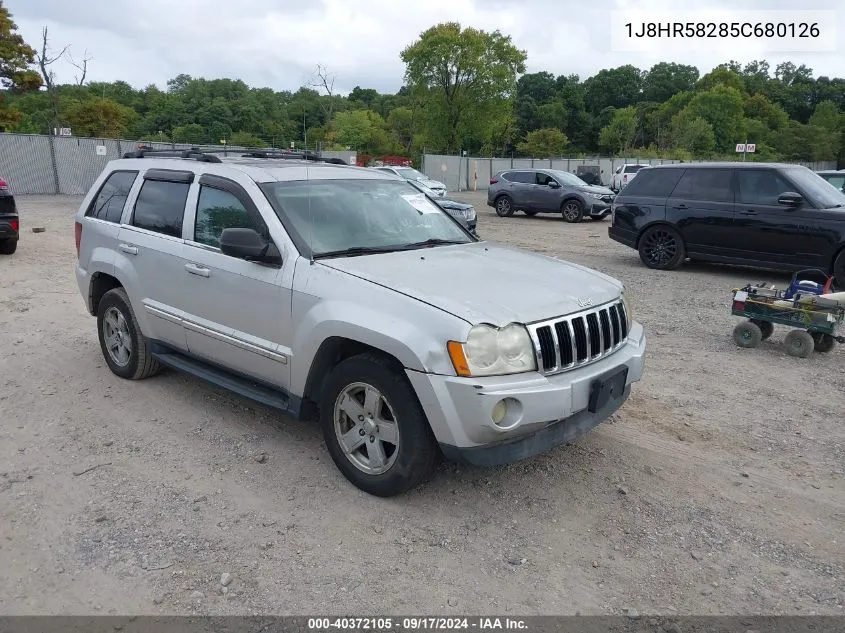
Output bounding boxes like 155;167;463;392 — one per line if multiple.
487;168;615;223
0;177;19;254
406;179;478;236
608;163;845;285
817;170;845;194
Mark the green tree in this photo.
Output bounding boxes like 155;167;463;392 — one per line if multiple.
684;85;746;152
642;62;699;103
584;65;642;113
0;2;41;90
331;109;393;154
172;123;205;144
668;111;715;155
517;128;569;156
64;98;135;138
228;131;264;147
386;106;416;153
599;107;637;154
696;67;745;93
401;22;527;153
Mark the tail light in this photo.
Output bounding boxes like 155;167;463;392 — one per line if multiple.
9;219;19;233
0;178;8;191
75;221;82;257
623;174;629;182
489;177;498;185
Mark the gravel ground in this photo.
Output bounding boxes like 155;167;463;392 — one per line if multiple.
1;193;843;616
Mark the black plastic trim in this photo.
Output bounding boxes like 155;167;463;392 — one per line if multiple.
143;169;195;184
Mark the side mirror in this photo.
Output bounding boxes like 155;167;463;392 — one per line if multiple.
777;192;803;207
548;181;561;189
219;228;281;264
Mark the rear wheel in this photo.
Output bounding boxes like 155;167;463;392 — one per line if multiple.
733;321;762;348
638;225;685;270
319;353;440;497
750;319;774;340
0;239;17;254
784;330;814;358
97;288;160;380
811;332;836;353
495;195;514;217
561;199;584;223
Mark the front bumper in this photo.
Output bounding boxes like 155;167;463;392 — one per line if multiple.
406;322;646;466
588;200;612;217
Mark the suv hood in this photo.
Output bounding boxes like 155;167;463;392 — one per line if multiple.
579;184;615;196
318;242;622;325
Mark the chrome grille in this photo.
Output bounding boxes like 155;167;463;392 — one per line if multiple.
529;300;628;375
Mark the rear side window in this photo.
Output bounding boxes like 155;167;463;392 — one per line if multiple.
624;165;646;173
736;170;793;205
619;168;683;197
131;180;190;238
503;171;534;184
85;171;138;223
671;169;734;202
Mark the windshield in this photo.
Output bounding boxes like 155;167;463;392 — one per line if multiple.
395;168;426;180
260;179;473;258
786;167;845;209
547;170;589;186
819;173;845;192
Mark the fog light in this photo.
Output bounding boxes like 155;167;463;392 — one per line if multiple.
491;400;507;425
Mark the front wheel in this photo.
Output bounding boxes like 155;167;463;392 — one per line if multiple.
811;332;836;353
495;195;515;217
319;353;440;497
638;225;686;270
784;330;814;358
561;199;584;223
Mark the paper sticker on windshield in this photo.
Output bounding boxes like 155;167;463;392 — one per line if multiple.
401;193;439;214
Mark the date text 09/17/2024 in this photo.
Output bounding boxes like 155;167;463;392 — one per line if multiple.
307;617;528;631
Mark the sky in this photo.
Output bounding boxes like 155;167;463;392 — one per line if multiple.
7;0;844;94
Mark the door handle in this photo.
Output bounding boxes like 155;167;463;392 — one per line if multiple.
118;243;138;255
185;263;210;278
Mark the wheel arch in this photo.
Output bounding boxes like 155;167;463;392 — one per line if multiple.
89;272;124;316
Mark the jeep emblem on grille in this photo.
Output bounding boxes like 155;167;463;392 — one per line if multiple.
577;297;593;308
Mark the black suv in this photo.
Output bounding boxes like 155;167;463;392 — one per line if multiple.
608;163;845;285
0;176;19;255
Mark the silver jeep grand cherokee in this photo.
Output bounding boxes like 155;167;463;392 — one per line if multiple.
74;149;646;497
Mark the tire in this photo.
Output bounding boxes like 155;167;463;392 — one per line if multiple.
811;332;836;353
833;249;845;290
494;195;515;217
733;321;762;348
96;287;160;380
319;353;440;497
638;225;686;270
0;239;17;254
784;330;814;358
561;199;584;223
523;210;538;217
750;319;774;341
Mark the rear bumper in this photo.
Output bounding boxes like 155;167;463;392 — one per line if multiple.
0;213;19;240
608;226;637;248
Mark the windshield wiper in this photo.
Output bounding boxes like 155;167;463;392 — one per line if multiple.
393;238;469;250
313;245;409;259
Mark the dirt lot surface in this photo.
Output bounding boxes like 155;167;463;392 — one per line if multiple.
1;193;843;616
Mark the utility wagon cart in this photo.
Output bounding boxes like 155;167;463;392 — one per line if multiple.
731;270;845;358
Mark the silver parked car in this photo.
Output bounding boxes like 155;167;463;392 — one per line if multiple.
373;165;447;197
74;149;646;496
487;169;616;223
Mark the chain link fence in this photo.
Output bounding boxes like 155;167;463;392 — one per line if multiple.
421;154;838;192
0;133;356;195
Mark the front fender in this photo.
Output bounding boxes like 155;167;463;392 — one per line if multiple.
290;299;462;396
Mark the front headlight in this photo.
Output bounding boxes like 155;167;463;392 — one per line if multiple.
466;206;476;221
586;192;603;199
447;323;537;377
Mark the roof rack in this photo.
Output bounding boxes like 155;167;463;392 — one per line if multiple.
122;147;222;163
238;150;347;165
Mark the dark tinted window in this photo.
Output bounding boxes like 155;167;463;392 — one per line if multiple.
671;168;734;202
86;171;137;223
736;170;794;205
620;168;683;197
131;180;190;237
194;186;268;248
624;165;646;173
503;171;534;184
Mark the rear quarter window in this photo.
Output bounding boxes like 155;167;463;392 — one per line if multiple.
624;165;646;173
85;170;138;223
618;168;683;198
